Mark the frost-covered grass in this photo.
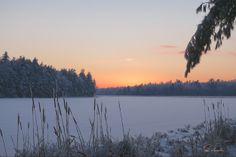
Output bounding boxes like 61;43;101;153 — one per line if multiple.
165;100;236;157
0;96;236;157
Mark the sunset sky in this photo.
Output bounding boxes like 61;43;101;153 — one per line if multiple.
0;0;236;87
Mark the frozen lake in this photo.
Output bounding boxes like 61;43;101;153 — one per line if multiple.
0;96;236;155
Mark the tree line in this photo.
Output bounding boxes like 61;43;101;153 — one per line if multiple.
97;79;236;96
0;52;96;97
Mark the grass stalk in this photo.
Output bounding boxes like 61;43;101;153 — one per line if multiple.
34;103;40;148
118;101;125;139
17;113;20;156
30;86;35;149
0;128;8;157
104;106;110;139
71;111;85;151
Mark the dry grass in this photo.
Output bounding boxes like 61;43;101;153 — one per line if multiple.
169;100;236;157
0;95;235;157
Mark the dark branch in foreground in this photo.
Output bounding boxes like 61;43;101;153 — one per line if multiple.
185;0;236;77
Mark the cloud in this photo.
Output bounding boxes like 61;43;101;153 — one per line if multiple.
228;52;236;56
151;46;184;55
211;51;236;56
125;58;134;62
160;45;177;49
157;50;185;55
120;58;135;62
178;50;185;54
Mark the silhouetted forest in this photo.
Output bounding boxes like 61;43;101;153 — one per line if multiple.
0;52;96;97
97;79;236;96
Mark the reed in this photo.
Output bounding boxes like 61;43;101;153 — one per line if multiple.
0;128;8;157
16;113;20;156
104;106;110;140
71;110;85;151
30;87;35;149
26;122;30;153
118;101;125;139
175;100;236;157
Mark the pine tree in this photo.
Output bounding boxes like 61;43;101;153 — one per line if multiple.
0;52;96;97
185;0;236;77
1;51;10;62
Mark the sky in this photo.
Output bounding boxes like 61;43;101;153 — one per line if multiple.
0;0;236;88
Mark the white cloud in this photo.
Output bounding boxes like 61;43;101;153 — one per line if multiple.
124;58;134;62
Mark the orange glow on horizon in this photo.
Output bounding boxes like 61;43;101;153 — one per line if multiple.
1;0;236;89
